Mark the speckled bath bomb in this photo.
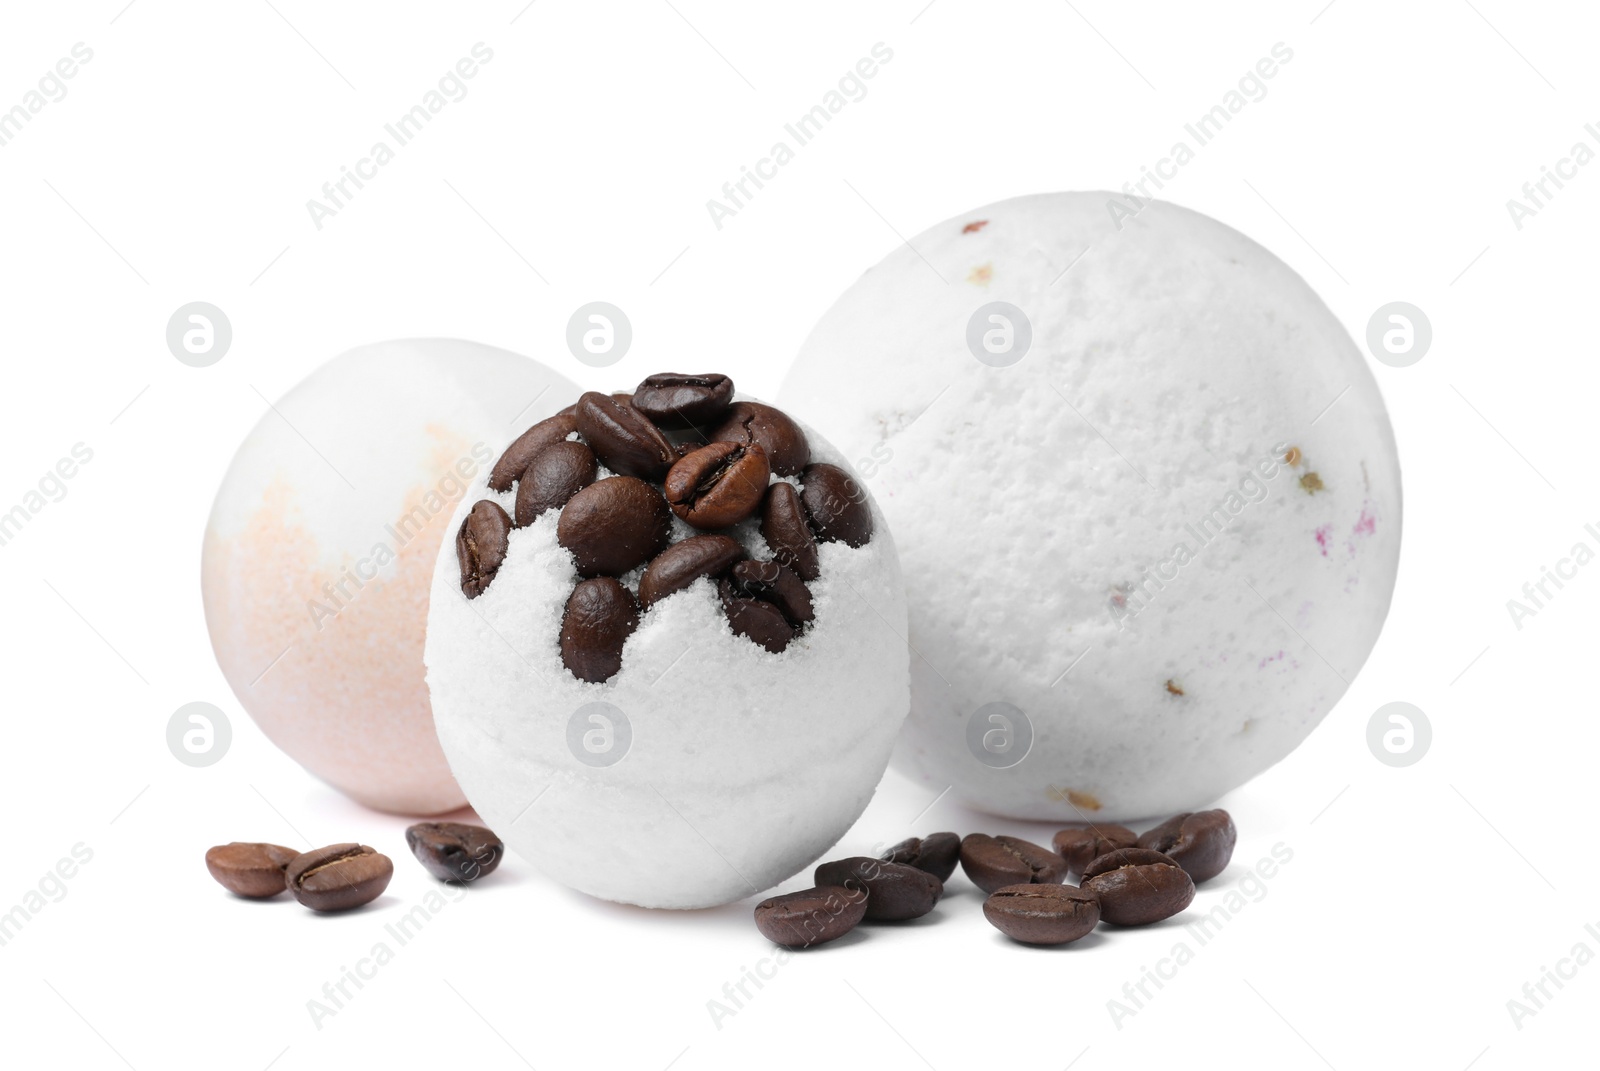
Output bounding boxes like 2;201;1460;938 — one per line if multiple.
779;192;1402;821
425;405;909;909
203;340;578;815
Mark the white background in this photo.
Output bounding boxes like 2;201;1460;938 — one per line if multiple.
1;1;1595;1068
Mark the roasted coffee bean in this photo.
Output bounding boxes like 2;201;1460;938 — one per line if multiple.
205;842;298;899
631;372;734;429
814;857;942;921
405;822;503;883
753;885;868;948
515;440;597;526
1052;824;1139;878
1136;810;1236;884
557;476;672;577
719;578;796;652
800;463;873;547
880;832;961;883
710;401;809;476
488;407;578;491
457;500;513;598
759;482;820;581
560;577;640;682
285;844;394;912
574;392;676;481
638;535;745;608
1080;848;1195;926
959;834;1069;894
728;560;814;626
665;442;771;529
984;883;1102;945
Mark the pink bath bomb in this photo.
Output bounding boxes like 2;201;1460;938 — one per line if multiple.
202;340;578;814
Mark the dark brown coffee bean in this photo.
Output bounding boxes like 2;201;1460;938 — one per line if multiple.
489;407;578;491
1137;810;1236;884
753;885;868;948
405;822;503;883
204;842;298;899
1080;848;1195;925
959;834;1068;894
719;578;796;652
557;476;672;577
638;535;745;608
1052;824;1139;878
800;463;873;547
728;560;814;626
631;372;734;429
665;442;771;529
560;577;639;682
574;391;676;481
984;883;1101;945
760;482;820;581
710;401;809;476
286;844;394;912
814;857;942;921
457;499;513;598
881;832;961;883
515;440;597;526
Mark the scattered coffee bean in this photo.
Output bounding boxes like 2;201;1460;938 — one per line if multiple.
204;842;298;899
814;857;942;921
711;401;810;476
959;834;1068;894
1079;848;1194;926
514;440;597;526
727;560;814;627
665;441;771;529
759;482;820;581
638;534;746;608
753;885;868;948
456;500;513;599
405;823;504;883
631;372;734;429
557;476;672;577
560;577;640;683
984;883;1102;945
719;578;796;652
880;832;961;883
285;844;394;912
1136;810;1236;884
574;392;676;481
1052;824;1139;878
489;407;578;491
800;463;874;547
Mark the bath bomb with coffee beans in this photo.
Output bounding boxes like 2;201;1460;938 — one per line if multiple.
203;340;578;815
780;192;1402;821
425;384;909;909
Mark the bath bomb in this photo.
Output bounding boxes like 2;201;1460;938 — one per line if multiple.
203;340;578;815
425;396;909;909
779;192;1401;821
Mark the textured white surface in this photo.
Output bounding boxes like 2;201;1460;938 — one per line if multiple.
780;193;1402;821
425;406;909;908
203;340;578;814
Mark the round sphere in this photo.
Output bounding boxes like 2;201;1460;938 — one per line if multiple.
203;340;579;814
780;193;1402;821
425;403;909;908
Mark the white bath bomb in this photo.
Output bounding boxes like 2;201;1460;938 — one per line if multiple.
203;340;578;815
425;404;909;908
779;192;1401;821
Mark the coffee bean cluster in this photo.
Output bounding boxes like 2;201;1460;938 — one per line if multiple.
458;373;875;682
205;823;504;912
753;810;1236;948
